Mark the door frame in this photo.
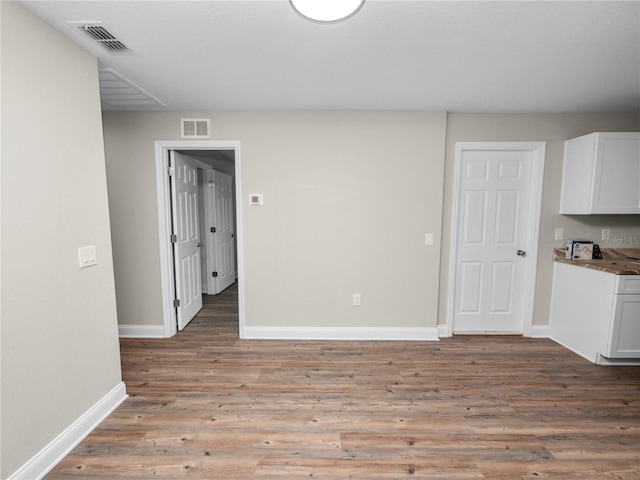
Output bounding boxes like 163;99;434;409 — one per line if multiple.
447;142;546;337
155;140;244;338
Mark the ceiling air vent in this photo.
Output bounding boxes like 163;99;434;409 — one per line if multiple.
99;69;165;110
68;21;135;55
181;119;211;138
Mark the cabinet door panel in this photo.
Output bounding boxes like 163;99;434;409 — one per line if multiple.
560;132;640;214
607;295;640;358
592;136;640;213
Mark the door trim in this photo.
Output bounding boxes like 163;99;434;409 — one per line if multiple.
154;140;244;338
447;142;546;337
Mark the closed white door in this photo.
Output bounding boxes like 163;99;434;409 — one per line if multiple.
171;151;202;330
453;148;534;333
212;170;236;293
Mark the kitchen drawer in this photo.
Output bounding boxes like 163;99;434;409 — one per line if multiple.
615;275;640;294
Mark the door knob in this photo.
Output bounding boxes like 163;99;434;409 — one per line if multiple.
517;250;526;257
197;242;204;247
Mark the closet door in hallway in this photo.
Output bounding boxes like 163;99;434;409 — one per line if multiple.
210;169;235;294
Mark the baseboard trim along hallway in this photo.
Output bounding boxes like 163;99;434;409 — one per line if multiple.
118;325;166;338
242;326;440;341
8;382;127;480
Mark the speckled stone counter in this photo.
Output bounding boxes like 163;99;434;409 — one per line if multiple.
553;247;640;275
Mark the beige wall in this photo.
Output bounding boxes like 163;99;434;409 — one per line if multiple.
104;111;639;335
0;3;636;477
440;113;640;328
0;3;123;477
102;111;447;330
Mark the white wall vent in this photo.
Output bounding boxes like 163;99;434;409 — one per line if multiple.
181;119;211;138
67;21;135;55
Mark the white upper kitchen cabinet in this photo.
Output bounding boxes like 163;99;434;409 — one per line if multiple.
559;132;640;214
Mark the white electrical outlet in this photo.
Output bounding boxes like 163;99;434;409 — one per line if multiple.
555;228;564;241
425;233;434;246
352;294;361;306
602;228;610;241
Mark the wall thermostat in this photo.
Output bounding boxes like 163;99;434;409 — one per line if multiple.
249;194;263;206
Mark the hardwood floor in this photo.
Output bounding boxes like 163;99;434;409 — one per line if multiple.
46;284;640;479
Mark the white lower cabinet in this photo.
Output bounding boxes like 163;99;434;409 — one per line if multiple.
549;262;640;365
607;286;640;358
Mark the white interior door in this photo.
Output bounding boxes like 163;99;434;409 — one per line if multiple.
171;151;202;330
212;170;236;293
453;147;534;333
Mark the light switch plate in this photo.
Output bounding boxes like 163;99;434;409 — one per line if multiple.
425;233;434;246
78;246;98;268
602;228;610;241
554;228;564;241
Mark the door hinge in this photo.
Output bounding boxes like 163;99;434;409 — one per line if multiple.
170;234;177;243
211;227;216;233
212;271;218;277
168;166;175;176
173;299;181;308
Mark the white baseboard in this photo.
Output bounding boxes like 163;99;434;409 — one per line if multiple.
596;355;640;366
118;324;166;338
242;326;440;341
530;324;551;338
8;382;127;480
437;324;450;338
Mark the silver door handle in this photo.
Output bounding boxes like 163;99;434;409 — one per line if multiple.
197;242;204;247
517;250;526;257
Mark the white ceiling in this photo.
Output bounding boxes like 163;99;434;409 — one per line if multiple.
19;0;640;113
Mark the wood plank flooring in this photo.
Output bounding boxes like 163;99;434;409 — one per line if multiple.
46;284;640;479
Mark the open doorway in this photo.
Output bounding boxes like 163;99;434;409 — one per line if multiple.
184;150;238;297
154;140;245;338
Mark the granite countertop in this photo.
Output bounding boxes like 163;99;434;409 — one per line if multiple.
553;247;640;275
